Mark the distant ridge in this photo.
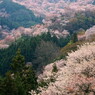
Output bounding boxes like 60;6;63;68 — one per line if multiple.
0;0;42;29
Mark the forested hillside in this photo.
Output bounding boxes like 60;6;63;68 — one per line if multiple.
0;30;95;95
49;11;95;34
0;0;95;95
30;41;95;95
0;33;70;75
13;0;95;17
0;0;42;30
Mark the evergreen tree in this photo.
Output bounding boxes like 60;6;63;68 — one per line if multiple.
71;33;78;43
11;49;38;95
11;49;25;73
0;76;5;95
14;73;26;95
22;65;38;94
4;72;17;95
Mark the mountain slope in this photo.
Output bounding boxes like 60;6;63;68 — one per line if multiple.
30;42;95;95
0;0;42;29
12;0;95;17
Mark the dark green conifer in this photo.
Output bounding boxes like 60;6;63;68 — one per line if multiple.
72;33;78;43
11;49;25;73
22;65;38;93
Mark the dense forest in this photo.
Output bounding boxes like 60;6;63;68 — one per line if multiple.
0;49;38;95
0;0;42;29
49;11;95;34
0;32;71;75
0;0;95;95
0;31;80;95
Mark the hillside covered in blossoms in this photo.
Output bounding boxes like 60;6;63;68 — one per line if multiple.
13;0;95;17
30;42;95;95
0;0;95;95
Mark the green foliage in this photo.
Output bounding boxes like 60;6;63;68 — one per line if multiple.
3;72;18;95
0;72;26;95
59;41;85;59
0;0;42;29
0;76;5;95
41;32;70;47
52;63;58;73
38;79;49;87
65;11;95;33
14;74;26;95
0;49;38;95
0;36;41;75
71;33;78;43
49;75;56;82
22;66;38;92
49;11;95;34
11;49;25;73
0;33;70;75
0;33;89;95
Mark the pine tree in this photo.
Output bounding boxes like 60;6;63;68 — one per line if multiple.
0;49;38;95
14;73;26;95
4;72;18;95
0;75;5;95
11;48;25;73
22;65;38;93
72;33;78;43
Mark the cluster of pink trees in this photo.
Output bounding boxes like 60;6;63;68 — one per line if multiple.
13;0;95;17
30;42;95;95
